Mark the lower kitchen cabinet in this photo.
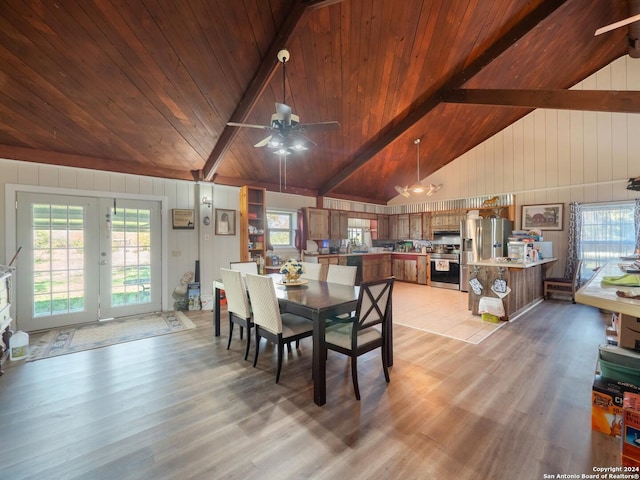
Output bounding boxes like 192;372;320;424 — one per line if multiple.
362;254;391;282
392;254;429;285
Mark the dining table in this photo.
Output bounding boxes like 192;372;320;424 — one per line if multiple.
213;273;393;406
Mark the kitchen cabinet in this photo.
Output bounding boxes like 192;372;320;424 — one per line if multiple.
362;254;391;282
431;211;465;232
392;254;428;284
239;186;266;266
306;208;330;240
376;215;389;240
318;255;339;281
422;212;432;240
409;213;422;240
389;215;398;240
418;255;429;285
330;210;349;239
397;214;410;240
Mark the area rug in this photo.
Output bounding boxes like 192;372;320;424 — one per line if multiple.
27;311;195;361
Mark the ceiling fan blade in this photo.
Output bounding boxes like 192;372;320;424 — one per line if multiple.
276;103;292;126
254;135;273;148
296;121;341;132
227;121;272;130
595;13;640;36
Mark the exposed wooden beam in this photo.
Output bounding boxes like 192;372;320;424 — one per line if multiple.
318;0;570;197
202;0;316;181
441;89;640;113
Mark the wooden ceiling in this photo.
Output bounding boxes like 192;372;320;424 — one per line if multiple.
0;0;636;204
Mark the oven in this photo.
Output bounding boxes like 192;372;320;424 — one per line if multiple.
430;253;460;290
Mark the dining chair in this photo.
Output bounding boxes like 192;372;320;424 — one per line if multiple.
325;277;394;400
244;273;314;383
544;260;582;303
230;261;258;276
220;268;253;360
326;264;357;286
300;262;322;281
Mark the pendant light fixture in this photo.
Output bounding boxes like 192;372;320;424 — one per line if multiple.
394;137;443;197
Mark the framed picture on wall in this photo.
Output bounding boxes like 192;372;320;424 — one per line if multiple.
521;203;564;231
215;208;236;235
172;209;195;229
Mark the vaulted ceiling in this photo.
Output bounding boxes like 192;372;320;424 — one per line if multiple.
0;0;637;204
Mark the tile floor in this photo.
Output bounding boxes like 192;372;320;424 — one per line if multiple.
392;281;507;344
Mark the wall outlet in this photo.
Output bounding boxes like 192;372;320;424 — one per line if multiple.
172;250;181;257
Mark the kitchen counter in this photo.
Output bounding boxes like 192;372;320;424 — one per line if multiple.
469;258;557;268
575;260;640;317
467;258;557;321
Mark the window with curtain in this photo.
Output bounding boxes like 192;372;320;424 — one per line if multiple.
580;202;636;274
266;210;296;248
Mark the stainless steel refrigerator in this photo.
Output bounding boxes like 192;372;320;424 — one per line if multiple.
459;218;513;292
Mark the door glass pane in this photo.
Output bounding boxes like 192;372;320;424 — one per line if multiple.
110;207;152;307
32;203;85;317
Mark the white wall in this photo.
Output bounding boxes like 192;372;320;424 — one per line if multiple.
392;55;640;276
0;161;322;317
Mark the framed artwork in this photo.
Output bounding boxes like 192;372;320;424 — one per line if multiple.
215;208;236;235
521;203;564;231
172;209;195;229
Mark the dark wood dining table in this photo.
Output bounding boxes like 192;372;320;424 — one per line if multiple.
213;274;393;406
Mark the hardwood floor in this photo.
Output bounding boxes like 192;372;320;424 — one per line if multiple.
0;291;620;480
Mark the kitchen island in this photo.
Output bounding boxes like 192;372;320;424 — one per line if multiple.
467;258;557;321
303;251;430;284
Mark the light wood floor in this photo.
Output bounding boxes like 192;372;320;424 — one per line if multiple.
0;288;620;480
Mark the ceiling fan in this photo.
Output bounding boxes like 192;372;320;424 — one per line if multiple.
394;139;443;198
227;49;340;155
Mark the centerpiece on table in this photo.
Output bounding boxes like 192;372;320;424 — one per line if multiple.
280;258;305;284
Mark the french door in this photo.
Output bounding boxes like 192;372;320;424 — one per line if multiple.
15;193;162;331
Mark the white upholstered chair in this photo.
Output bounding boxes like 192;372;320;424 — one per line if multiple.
300;262;322;281
230;261;258;276
244;273;314;383
220;268;253;360
326;264;358;286
325;277;394;400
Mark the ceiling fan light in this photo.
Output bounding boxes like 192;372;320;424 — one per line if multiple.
273;147;291;156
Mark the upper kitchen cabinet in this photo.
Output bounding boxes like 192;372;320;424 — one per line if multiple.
330;210;349;240
389;215;398;240
397;214;410;240
422;212;432;240
305;208;330;240
375;215;389;240
409;214;422;240
431;211;465;232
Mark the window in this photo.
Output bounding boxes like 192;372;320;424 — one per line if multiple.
580;202;636;275
267;210;296;248
347;227;363;245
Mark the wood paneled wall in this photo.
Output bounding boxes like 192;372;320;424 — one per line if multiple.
395;55;640;277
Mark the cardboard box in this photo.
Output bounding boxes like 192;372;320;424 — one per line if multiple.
618;314;640;352
592;375;624;437
623;392;640;462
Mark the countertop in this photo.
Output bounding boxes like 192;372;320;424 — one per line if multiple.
575;260;640;317
468;258;557;268
304;251;431;257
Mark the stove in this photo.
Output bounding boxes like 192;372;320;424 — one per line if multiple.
429;252;460;290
